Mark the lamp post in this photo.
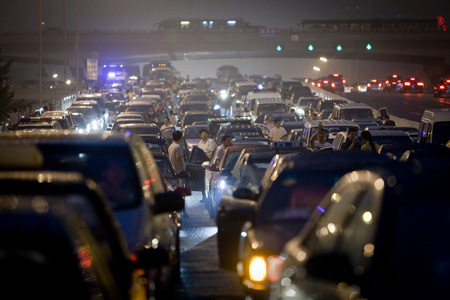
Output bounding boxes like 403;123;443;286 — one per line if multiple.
38;0;42;106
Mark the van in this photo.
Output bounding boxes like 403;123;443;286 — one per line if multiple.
242;90;282;113
418;108;450;144
251;98;287;120
331;103;375;120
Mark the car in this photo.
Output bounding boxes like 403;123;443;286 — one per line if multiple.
418;108;450;144
16;117;63;131
216;151;275;270
366;78;383;92
111;118;146;131
254;112;297;124
206;117;253;140
0;131;185;299
0;164;166;300
383;74;403;92
115;123;162;136
152;151;190;189
294;96;322;118
178;100;210;116
331;103;375;121
140;134;169;154
236;151;404;299
214;124;264;145
180;111;215;128
67;105;103;130
205;144;271;219
433;78;450;97
182;123;208;153
352;81;368;93
41;110;77;129
301;120;360;148
315;99;348;118
70;111;91;132
72;99;107;129
400;77;424;93
269;165;449;300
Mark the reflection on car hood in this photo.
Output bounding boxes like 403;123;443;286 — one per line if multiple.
252;222;307;254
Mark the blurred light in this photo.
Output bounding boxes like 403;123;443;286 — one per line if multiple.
308;45;314;51
249;256;267;281
296;250;307;262
331;193;341;202
267;255;284;282
227;20;237;26
336;45;342;51
276;45;282;52
180;21;190;26
362;211;373;224
374;178;384;190
313;66;320;72
364;243;375;257
320;57;327;62
327;223;336;233
66;79;71;85
52;73;58;79
108;72;116;78
316;205;325;213
366;43;372;50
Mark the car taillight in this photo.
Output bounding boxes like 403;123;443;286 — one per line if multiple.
440;85;446;90
404;82;411;86
342;79;346;84
378;83;382;87
324;80;329;84
418;82;424;86
317;83;321;87
331;83;336;88
367;83;371;87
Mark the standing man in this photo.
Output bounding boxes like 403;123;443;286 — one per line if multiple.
234;103;243;117
198;129;217;160
168;131;186;185
269;119;287;141
264;114;275;129
9;107;21;130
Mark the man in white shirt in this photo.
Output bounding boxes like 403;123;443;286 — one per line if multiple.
214;135;233;165
269;119;287;141
234;103;243;117
198;129;217;160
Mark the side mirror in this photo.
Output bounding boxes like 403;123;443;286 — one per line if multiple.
232;187;259;201
153;191;185;214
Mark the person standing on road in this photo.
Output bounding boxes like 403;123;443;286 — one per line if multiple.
168;131;186;183
269;119;287;141
198;129;217;160
9;107;21;130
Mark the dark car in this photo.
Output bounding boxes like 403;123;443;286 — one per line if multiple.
0;131;185;299
236;151;405;299
0;168;167;300
206;117;253;140
383;74;403;92
214;124;264;145
433;78;450;97
366;78;383;92
216;151;275;270
270;165;449;300
180;111;215;128
400;77;424;93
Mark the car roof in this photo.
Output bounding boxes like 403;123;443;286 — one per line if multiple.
334;103;372;109
305;120;360;127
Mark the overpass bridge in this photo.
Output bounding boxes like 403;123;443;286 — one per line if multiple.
1;28;450;81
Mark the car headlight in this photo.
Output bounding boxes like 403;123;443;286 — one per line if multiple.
90;120;98;130
219;180;226;189
213;104;221;110
249;256;267;282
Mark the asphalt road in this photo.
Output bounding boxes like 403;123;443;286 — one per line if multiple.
175;192;246;300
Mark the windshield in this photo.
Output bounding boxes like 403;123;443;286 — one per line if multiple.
340;109;374;120
257;103;287;114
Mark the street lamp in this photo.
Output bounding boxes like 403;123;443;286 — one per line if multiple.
320;57;328;62
313;66;320;72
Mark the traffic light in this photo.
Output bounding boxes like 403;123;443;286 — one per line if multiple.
308;44;314;51
276;45;282;52
336;45;342;51
366;43;372;50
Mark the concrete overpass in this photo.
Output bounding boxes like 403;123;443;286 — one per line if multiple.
1;28;450;81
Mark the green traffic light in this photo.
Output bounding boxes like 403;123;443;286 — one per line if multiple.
308;45;314;51
276;45;282;51
366;43;372;50
336;45;342;51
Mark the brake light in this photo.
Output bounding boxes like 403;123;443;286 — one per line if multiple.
249;256;267;282
317;83;321;87
367;83;371;87
393;74;398;78
342;79;346;84
378;83;382;87
333;73;339;77
331;83;336;88
418;82;424;86
267;255;284;282
404;82;411;86
323;80;329;84
392;81;396;85
311;82;316;86
439;85;445;89
410;78;416;81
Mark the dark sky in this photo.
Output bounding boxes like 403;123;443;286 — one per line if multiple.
1;0;449;31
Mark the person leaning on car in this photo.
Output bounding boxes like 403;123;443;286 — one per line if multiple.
198;129;217;160
168;130;186;185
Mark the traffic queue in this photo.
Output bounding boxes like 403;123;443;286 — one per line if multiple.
2;65;450;300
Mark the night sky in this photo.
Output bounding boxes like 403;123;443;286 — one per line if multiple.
1;0;449;31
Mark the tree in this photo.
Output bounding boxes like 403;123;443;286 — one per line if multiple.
0;48;20;125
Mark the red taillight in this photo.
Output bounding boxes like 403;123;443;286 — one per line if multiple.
393;74;398;78
410;77;416;81
378;83;382;87
367;83;371;87
404;82;411;86
324;80;329;84
331;83;335;88
342;79;346;84
311;82;316;86
317;83;321;87
440;85;446;90
392;81;396;85
418;82;424;86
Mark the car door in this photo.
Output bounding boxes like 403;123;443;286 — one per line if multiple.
185;146;209;191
